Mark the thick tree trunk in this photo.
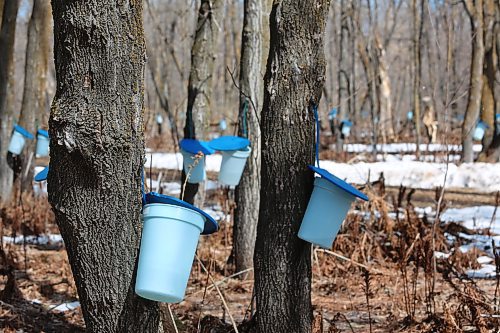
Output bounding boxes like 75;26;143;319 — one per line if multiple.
254;1;330;332
18;0;51;191
0;0;20;204
461;0;484;163
49;1;160;332
233;0;263;278
181;0;223;206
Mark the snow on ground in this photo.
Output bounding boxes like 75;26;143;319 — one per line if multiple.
342;143;483;154
31;299;80;312
439;206;500;279
442;206;500;234
146;150;500;192
319;160;500;192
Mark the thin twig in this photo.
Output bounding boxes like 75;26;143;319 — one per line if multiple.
226;66;261;127
168;304;179;333
195;254;239;333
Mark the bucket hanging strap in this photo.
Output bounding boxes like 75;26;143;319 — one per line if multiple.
313;105;320;168
241;98;249;139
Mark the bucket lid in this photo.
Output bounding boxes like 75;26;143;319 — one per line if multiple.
14;125;34;139
477;121;489;129
341;120;353;127
37;129;49;138
208;136;250;151
144;192;218;235
180;139;215;155
308;165;368;201
34;166;49;182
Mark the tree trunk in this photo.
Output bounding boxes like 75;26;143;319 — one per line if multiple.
0;0;4;27
233;0;263;278
461;0;484;163
254;1;330;332
0;0;20;204
336;0;350;151
477;0;498;162
375;34;395;142
49;1;160;332
181;0;223;206
18;0;51;191
412;0;423;157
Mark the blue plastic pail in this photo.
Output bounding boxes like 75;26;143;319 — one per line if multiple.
218;147;251;187
298;177;355;249
473;122;488;141
36;130;50;157
181;149;206;184
135;203;204;303
8;131;26;155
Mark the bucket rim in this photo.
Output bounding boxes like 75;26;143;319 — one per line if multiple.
144;192;218;235
308;165;368;201
208;135;250;151
142;203;205;232
222;146;252;157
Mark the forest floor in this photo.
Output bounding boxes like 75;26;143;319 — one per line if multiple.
2;144;500;332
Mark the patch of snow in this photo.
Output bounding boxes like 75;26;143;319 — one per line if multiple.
3;234;63;245
51;301;80;312
318;161;500;192
343;143;482;154
442;206;500;234
466;264;497;279
477;256;493;264
434;251;451;259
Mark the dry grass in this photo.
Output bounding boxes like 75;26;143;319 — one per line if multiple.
1;176;499;332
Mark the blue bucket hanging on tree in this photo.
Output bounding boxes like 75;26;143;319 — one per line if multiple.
340;120;353;138
208;135;251;187
473;121;488;141
179;139;214;184
36;129;50;157
8;125;34;155
298;106;368;249
135;192;218;303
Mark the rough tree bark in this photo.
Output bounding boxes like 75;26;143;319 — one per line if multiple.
477;0;498;162
18;0;51;191
233;0;263;278
254;1;330;332
181;0;223;206
48;1;160;331
461;0;484;163
0;0;20;204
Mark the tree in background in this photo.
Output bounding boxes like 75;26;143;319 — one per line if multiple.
0;0;20;204
461;0;484;163
18;0;51;191
477;0;499;162
254;1;330;332
232;0;267;278
48;1;160;331
412;0;423;157
182;0;223;205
